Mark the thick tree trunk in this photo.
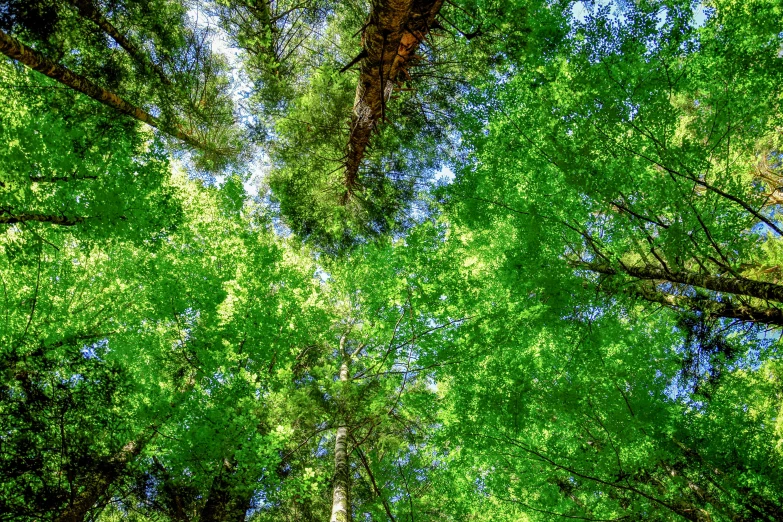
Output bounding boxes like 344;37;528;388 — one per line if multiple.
66;0;171;84
343;0;444;198
330;336;352;522
55;435;151;522
331;423;351;522
0;29;209;151
580;261;783;303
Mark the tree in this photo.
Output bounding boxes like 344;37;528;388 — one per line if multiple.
3;1;783;521
0;0;245;168
432;0;783;518
449;0;783;326
0;172;310;520
213;0;466;250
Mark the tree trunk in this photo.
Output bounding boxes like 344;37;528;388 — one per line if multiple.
330;336;352;522
28;175;98;182
343;0;444;199
630;284;783;326
580;261;783;304
54;435;151;522
0;29;210;151
66;0;171;85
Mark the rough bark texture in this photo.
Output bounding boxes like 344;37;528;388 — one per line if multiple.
55;436;150;522
580;261;783;303
0;29;208;151
330;336;352;522
343;0;444;198
67;0;171;84
331;422;351;522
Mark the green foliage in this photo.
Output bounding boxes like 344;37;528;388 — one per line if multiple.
2;0;247;172
0;61;179;240
2;1;783;521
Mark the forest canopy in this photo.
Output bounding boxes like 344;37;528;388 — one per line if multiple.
1;0;783;521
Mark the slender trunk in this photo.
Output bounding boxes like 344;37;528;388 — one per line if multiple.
28;175;98;182
580;261;783;303
354;443;396;522
330;336;352;522
343;0;444;198
0;29;210;151
66;0;171;85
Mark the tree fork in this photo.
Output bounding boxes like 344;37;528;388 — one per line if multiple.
343;0;445;198
0;29;212;152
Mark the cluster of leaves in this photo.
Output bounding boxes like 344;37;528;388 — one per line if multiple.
429;0;783;519
2;0;783;521
0;60;177;239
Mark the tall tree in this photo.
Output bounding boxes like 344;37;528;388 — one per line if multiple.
0;0;245;169
448;0;783;327
3;2;783;522
432;0;783;518
213;0;466;250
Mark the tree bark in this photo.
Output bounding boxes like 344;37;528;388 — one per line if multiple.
579;261;783;304
0;29;210;151
343;0;444;199
630;284;783;325
330;335;352;522
66;0;171;85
